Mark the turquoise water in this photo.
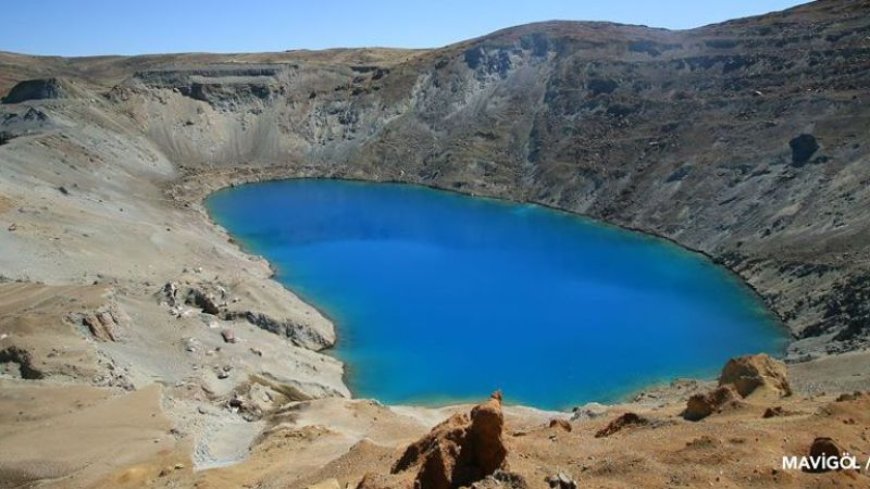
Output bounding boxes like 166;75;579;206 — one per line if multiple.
206;179;787;409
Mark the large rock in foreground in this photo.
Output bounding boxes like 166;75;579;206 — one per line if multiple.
683;385;742;421
805;437;843;473
684;354;791;421
359;392;508;489
719;354;792;398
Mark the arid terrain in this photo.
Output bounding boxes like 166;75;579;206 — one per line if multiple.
0;0;869;487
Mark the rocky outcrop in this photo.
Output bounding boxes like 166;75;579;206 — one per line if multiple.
762;405;798;418
0;106;57;143
224;310;333;351
594;412;649;437
156;280;333;351
360;392;508;489
469;470;529;489
186;287;221;315
548;418;572;432
80;312;118;342
805;437;842;473
1;78;83;104
463;392;508;477
134;64;287;110
683;385;742;421
159;281;179;307
67;303;125;343
545;473;577;489
0;346;44;379
684;354;792;421
835;391;865;402
158;281;227;316
719;354;792;398
570;402;608;420
789;134;820;166
220;328;236;343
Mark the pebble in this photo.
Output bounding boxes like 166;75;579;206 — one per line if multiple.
221;329;236;343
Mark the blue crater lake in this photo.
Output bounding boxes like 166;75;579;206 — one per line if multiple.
206;179;787;409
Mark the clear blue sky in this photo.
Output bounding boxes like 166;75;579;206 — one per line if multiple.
2;0;808;57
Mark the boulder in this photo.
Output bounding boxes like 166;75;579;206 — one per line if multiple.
762;406;787;418
571;401;608;421
545;472;577;489
82;313;116;342
548;418;572;432
221;329;236;343
160;282;179;307
0;346;43;379
594;412;649;437
97;311;119;339
469;470;529;489
683;385;741;421
186;288;220;315
391;411;467;473
378;391;507;489
789;134;819;166
835;391;864;402
719;354;792;397
806;437;842;473
466;393;508;477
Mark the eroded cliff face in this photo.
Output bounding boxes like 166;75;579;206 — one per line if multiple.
0;3;868;367
127;1;870;356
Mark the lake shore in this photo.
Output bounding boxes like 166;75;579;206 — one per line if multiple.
1;128;868;488
204;177;789;409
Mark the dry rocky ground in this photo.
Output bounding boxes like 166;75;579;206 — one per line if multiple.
0;0;869;487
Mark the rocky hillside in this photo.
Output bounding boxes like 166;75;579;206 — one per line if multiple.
3;1;867;358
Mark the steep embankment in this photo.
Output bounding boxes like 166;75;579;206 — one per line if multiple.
103;0;870;356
